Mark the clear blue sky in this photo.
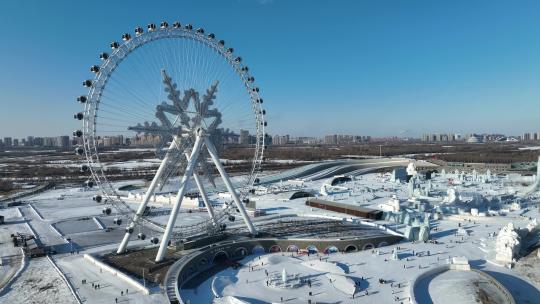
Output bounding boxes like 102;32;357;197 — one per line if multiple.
0;0;539;138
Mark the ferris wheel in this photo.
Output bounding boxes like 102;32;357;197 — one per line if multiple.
73;21;266;262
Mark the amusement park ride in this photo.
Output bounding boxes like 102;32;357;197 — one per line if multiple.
73;21;266;262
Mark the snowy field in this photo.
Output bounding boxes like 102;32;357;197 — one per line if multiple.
0;159;539;304
56;254;167;304
181;207;540;304
0;208;26;291
0;255;77;304
179;168;540;304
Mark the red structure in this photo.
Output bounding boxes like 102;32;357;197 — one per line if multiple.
305;198;383;220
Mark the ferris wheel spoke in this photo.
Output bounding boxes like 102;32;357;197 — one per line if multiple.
117;49;161;104
100;96;154;119
106;75;158;111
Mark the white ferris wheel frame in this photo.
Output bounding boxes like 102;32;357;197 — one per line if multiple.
78;23;266;262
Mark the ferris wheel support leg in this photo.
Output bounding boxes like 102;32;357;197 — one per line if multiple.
117;137;179;254
194;173;218;226
155;135;204;263
184;152;218;226
204;138;257;236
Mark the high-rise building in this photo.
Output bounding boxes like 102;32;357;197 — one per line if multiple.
323;134;368;145
57;136;70;148
13;139;19;146
26;136;34;146
297;137;317;144
3;137;12;147
271;134;290;145
101;135;124;147
43;137;56;147
239;129;249;145
33;137;44;146
131;134;161;146
72;136;84;146
421;133;463;142
324;134;338;145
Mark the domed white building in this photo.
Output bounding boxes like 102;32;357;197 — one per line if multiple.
466;135;483;143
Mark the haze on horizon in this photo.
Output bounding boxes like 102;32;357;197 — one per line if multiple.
0;0;539;138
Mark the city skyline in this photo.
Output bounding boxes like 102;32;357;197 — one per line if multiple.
3;129;540;148
1;0;540;138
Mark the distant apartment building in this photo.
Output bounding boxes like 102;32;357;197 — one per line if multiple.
13;139;19;146
72;136;84;146
39;136;71;147
521;132;540;141
131;134;161;146
296;137;318;144
100;135;124;147
421;133;462;142
26;136;34;146
3;137;12;147
239;129;250;145
324;134;338;145
324;134;369;145
57;136;70;147
33;137;44;146
272;134;290;145
43;137;55;147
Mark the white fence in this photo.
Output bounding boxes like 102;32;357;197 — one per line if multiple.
83;254;150;295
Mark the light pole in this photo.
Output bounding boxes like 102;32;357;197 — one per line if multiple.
142;268;145;289
66;237;73;253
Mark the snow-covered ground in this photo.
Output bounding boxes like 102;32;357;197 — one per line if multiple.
181;206;540;303
1;159;539;304
56;254;166;304
0;257;77;304
0;207;27;290
179;168;540;304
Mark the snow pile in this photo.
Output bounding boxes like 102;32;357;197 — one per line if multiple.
303;260;355;295
495;222;521;263
406;161;417;176
442;188;458;204
301;260;345;275
211;276;236;298
378;195;400;212
526;218;539;233
326;273;356;295
457;228;469;236
213;295;249;304
261;254;290;266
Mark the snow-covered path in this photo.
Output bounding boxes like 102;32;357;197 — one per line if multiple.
55;254;167;304
0;257;78;304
